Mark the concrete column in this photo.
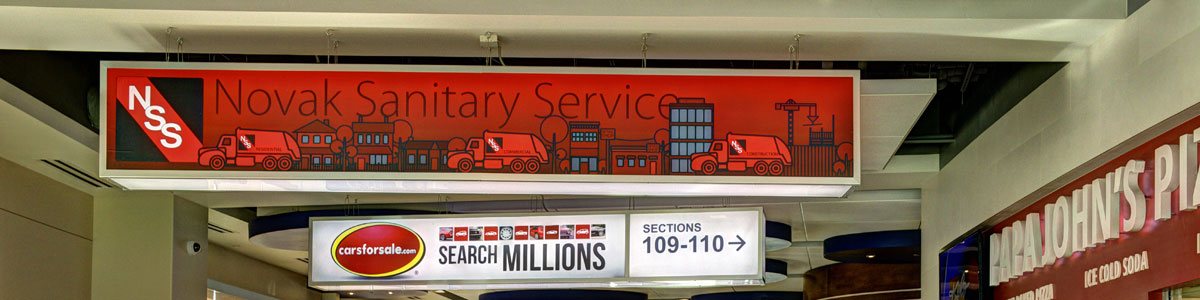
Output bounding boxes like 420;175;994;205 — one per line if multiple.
92;191;208;300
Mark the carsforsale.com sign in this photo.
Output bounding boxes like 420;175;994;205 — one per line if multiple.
309;208;764;290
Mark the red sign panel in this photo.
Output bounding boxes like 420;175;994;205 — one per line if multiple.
990;115;1200;300
103;62;855;179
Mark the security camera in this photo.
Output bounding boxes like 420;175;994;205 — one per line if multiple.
186;241;203;255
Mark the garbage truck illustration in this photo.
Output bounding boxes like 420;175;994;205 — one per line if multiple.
198;129;301;171
690;133;792;176
447;131;549;173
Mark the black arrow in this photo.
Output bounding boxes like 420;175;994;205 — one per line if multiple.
729;235;746;251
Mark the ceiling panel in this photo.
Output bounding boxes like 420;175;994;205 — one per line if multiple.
0;0;1127;19
800;201;920;223
860;93;936;137
734;277;804;292
802;220;921;241
861;136;907;171
859;80;936;171
0;6;1120;61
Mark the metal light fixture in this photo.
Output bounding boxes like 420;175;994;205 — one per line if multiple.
764;221;793;252
764;259;788;284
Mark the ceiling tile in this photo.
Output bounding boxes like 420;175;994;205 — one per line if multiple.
736;277;805;292
801;201;920;222
860;94;935;137
802;220;920;241
862;136;906;170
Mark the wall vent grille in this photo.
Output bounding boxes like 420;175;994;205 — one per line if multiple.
38;159;112;188
207;223;234;234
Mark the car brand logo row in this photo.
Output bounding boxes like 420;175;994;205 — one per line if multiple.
439;224;608;241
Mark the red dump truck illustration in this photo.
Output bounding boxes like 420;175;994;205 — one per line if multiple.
198;129;301;171
448;131;549;173
691;133;792;175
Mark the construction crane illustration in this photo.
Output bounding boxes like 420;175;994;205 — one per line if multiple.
774;99;819;145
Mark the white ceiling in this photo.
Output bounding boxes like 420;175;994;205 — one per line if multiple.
0;1;1121;61
0;1;1116;298
0;0;1127;18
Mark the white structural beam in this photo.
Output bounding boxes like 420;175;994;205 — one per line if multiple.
0;5;1121;61
0;0;1127;19
859;79;936;171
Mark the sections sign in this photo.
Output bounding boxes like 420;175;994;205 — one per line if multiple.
100;62;859;195
628;210;761;278
309;208;763;290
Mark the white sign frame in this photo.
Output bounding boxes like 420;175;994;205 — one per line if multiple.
99;61;860;196
308;207;764;290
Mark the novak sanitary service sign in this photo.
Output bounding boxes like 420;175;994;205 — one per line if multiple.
100;62;859;195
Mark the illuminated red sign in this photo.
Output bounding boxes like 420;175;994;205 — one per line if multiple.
103;63;856;179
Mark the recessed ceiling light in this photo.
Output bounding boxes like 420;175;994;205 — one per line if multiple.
388;291;394;295
434;290;446;293
866;254;876;259
347;292;354;295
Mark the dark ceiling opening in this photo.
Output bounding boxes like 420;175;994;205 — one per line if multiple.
0;50;1063;167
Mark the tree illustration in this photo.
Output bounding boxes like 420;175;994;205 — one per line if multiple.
331;126;355;171
835;142;853;176
836;142;853;161
391;119;414;171
653;128;671;174
448;137;467;151
539;115;569;174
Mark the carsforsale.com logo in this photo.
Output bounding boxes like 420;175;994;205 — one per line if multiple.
331;223;425;278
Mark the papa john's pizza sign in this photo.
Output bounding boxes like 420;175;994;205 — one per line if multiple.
987;114;1200;300
100;62;858;194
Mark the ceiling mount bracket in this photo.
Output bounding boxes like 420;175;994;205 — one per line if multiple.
480;32;505;66
788;34;802;69
164;27;183;62
325;29;340;64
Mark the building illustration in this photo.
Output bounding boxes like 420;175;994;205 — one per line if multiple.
667;98;714;174
350;117;394;171
402;140;450;171
610;142;661;175
195;96;848;177
293;119;337;170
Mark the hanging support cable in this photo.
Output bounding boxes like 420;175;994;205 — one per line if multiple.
325;29;340;64
640;33;650;68
480;32;504;66
788;34;802;69
164;27;184;62
163;27;175;62
176;35;184;62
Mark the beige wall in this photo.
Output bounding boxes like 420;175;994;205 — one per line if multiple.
92;191;177;299
208;243;322;300
174;197;210;300
0;156;93;299
921;1;1200;299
